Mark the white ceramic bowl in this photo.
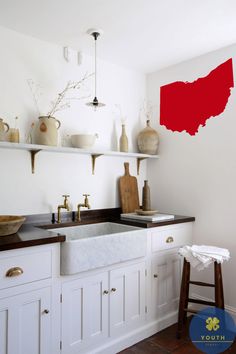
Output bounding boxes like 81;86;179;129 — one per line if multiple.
71;134;98;148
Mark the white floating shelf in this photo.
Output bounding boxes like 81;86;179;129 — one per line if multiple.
0;142;159;174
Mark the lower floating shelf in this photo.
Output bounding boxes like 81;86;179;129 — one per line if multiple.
0;142;159;174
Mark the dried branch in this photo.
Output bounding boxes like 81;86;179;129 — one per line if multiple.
27;72;93;118
140;100;154;120
47;72;93;117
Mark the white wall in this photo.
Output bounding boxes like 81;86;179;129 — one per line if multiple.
3;21;234;314
0;26;147;214
147;44;236;313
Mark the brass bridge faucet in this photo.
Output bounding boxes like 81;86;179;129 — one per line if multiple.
77;194;91;222
57;195;70;223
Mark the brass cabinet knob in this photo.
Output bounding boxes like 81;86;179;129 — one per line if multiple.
62;194;70;198
153;274;158;278
43;309;50;314
111;288;117;292
166;236;174;243
6;267;24;277
103;290;109;295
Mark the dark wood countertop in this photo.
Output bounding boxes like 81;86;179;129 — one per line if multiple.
0;208;195;252
114;214;195;228
0;224;65;252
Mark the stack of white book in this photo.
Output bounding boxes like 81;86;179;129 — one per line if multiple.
120;213;175;222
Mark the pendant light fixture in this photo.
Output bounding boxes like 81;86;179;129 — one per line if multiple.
86;28;105;108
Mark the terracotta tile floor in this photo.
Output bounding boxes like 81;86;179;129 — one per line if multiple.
119;319;236;354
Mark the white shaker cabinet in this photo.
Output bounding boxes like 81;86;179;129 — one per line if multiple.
0;244;58;354
61;272;109;354
0;287;51;354
61;261;146;354
109;261;146;337
151;251;182;319
0;220;193;354
148;222;192;328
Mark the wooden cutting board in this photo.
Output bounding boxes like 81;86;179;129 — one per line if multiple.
119;162;140;213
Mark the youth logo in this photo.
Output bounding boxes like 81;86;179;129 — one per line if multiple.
189;307;235;353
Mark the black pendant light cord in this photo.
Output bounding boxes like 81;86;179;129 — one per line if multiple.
86;29;105;107
94;34;97;99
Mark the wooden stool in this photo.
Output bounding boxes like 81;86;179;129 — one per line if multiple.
177;258;224;338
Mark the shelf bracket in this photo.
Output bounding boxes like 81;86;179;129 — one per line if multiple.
91;154;103;175
137;157;147;175
30;150;41;174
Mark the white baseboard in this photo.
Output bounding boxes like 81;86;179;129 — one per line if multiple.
191;292;236;322
86;311;178;354
79;296;236;354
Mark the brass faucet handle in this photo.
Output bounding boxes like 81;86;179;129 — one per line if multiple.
83;194;90;205
62;194;70;211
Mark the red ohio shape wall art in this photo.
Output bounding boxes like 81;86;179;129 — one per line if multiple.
160;58;234;135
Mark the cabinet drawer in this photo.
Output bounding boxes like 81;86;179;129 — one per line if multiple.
0;250;52;289
151;223;192;252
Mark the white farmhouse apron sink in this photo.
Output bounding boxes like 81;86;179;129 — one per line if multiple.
50;222;147;275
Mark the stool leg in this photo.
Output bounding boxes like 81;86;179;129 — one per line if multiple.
177;259;190;339
214;262;224;309
183;261;190;324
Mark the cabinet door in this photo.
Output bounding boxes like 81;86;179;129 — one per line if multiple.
110;261;146;337
61;272;109;354
168;253;183;313
151;251;182;319
0;287;51;354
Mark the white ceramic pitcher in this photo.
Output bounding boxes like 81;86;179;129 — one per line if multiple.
33;116;61;146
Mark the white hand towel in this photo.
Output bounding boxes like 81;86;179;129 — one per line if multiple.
178;245;230;271
191;245;230;259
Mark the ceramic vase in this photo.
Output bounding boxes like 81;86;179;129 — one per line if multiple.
33;116;61;146
119;124;128;152
142;180;151;211
0;118;9;142
9;129;20;143
137;120;159;155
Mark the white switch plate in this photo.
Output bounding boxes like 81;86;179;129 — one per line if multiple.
77;51;83;65
63;46;72;62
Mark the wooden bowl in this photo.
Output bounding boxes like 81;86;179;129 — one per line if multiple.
135;209;158;216
0;215;26;236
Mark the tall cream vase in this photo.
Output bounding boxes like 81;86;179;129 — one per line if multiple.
119;124;128;152
33;116;61;146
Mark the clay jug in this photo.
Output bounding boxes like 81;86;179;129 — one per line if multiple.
119;124;128;152
137;120;159;155
0;118;9;141
33;116;61;146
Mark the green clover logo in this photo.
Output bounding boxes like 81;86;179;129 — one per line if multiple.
206;317;220;331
